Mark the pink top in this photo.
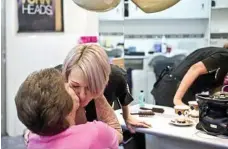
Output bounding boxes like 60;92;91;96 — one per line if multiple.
28;121;119;149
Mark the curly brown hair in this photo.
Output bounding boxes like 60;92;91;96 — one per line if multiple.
15;68;73;136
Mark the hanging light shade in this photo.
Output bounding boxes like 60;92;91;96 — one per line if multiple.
131;0;180;13
72;0;121;12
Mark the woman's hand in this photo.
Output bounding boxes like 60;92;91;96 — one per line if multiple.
125;115;151;133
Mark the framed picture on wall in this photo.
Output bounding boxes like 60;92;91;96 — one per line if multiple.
17;0;64;32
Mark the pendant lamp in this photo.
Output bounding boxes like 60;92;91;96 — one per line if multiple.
72;0;121;12
131;0;180;13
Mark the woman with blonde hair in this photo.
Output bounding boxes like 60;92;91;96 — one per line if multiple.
60;44;151;133
24;44;123;145
24;44;151;145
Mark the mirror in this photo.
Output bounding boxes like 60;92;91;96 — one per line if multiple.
72;0;121;12
131;0;180;13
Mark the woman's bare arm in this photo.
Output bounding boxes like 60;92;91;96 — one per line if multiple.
173;62;207;105
94;95;123;143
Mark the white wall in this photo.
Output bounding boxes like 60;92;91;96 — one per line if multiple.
210;8;228;47
211;9;228;33
100;19;209;34
99;19;209;52
6;0;98;136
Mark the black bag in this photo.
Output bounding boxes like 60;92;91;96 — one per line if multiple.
151;65;195;107
151;66;179;107
196;93;228;136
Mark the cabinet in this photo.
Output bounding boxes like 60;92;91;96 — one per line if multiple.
127;0;210;19
99;1;124;21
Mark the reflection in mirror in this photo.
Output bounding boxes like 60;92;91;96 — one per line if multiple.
72;0;121;12
98;0;228;109
98;1;125;110
131;0;180;13
98;1;124;62
123;0;213;106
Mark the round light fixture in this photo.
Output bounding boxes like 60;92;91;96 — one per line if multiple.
72;0;121;12
131;0;180;13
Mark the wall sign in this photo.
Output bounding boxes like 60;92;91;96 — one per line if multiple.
17;0;64;32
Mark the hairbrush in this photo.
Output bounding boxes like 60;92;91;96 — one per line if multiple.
140;107;165;113
138;110;155;117
121;110;155;117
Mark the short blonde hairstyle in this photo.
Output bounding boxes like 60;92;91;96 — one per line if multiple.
63;44;111;95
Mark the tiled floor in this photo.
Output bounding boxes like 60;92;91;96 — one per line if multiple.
1;136;26;149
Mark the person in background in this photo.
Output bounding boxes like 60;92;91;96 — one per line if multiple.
173;45;228;105
56;44;151;133
15;68;120;149
151;45;228;107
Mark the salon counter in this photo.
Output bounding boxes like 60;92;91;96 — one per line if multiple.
115;104;228;149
